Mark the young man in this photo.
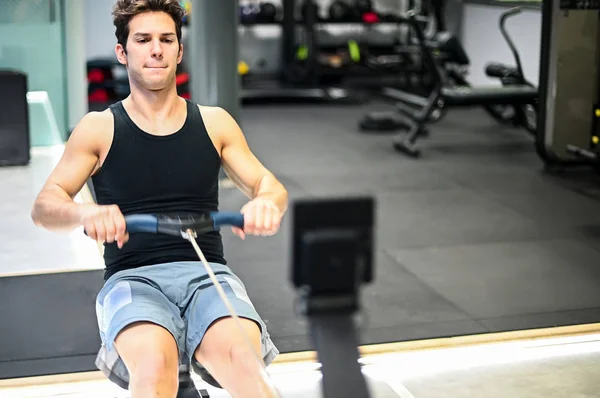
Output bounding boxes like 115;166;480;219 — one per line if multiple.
31;1;287;397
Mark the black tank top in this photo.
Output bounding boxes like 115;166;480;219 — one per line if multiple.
91;99;226;280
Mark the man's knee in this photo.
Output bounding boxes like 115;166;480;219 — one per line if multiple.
195;317;262;367
114;321;180;386
229;339;263;373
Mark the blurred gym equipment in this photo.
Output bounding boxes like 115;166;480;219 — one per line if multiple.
0;70;30;166
537;0;600;172
359;7;538;158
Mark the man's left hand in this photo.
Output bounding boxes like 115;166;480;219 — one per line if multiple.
232;197;282;240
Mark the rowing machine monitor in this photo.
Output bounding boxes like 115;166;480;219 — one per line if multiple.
291;196;375;398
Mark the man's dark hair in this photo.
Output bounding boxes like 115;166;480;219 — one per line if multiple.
112;0;186;52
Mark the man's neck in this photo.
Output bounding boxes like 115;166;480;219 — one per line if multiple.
125;84;183;123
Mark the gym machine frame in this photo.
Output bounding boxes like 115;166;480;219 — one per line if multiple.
536;0;600;171
360;7;538;158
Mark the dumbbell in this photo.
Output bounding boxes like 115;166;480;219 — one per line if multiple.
238;61;249;78
354;0;380;23
301;0;320;22
240;3;260;24
257;2;277;23
329;1;353;21
362;11;379;23
354;0;373;14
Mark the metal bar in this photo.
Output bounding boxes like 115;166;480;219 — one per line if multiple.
309;314;370;398
381;87;428;107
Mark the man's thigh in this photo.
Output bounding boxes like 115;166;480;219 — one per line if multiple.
95;272;186;387
96;276;185;351
182;265;279;368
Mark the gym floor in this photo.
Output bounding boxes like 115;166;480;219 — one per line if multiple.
2;100;600;396
2;326;599;397
226;101;600;353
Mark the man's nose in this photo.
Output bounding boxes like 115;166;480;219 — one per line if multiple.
151;39;163;57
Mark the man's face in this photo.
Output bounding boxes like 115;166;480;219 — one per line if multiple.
116;11;182;91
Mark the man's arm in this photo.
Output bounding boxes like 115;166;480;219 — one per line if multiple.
31;111;109;231
201;106;288;237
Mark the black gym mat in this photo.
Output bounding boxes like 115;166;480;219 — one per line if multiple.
389;239;600;319
221;103;600;353
0;270;103;378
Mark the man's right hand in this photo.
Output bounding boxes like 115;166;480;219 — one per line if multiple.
80;204;129;249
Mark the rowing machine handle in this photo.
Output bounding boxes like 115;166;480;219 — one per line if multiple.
211;212;245;230
125;212;245;236
84;212;244;237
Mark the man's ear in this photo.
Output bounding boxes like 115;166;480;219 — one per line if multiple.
177;43;183;64
115;43;128;66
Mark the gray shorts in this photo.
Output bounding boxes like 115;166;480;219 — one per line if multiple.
94;261;279;389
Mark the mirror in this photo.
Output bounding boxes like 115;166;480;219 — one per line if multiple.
2;0;600;397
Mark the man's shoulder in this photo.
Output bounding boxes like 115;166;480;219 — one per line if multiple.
80;108;114;126
196;104;235;130
69;109;114;148
196;104;228;117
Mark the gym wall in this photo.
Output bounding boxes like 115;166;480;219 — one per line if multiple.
0;0;69;144
460;1;542;86
84;0;120;61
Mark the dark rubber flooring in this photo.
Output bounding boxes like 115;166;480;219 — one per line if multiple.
219;102;600;353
